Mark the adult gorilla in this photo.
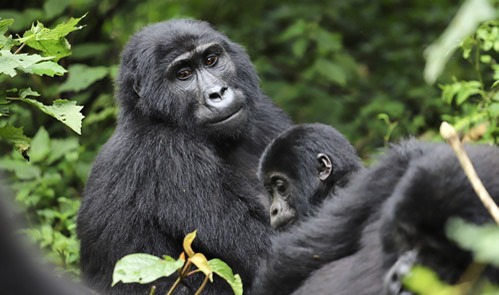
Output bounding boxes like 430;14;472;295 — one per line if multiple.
77;19;292;294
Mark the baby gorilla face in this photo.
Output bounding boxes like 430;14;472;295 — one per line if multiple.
264;174;297;230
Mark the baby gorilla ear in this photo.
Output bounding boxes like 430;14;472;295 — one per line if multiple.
317;153;333;181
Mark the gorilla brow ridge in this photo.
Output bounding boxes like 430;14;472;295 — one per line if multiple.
165;42;223;74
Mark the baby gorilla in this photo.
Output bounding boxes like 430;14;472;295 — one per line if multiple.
258;123;362;231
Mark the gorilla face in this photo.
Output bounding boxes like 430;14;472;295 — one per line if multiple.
117;20;260;139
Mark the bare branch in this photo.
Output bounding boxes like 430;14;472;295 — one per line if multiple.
440;121;499;224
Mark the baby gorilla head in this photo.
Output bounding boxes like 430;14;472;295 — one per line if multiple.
258;123;362;231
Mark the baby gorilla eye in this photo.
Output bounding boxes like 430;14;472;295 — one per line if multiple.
205;54;218;67
177;68;193;80
275;180;287;196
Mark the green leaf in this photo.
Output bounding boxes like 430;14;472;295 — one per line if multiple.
46;137;79;164
0;19;14;34
17;98;84;135
112;254;184;286
19;88;40;99
424;0;496;84
0;19;16;50
0;50;52;77
43;0;72;19
28;61;66;77
0;124;31;159
315;58;347;86
59;64;109;92
403;265;459;295
279;19;307;42
208;258;243;295
446;218;499;267
0;158;40;179
29;127;51;163
17;15;86;60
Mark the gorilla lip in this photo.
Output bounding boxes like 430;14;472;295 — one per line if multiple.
208;106;244;125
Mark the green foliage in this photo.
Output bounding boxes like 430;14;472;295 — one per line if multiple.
0;15;85;156
438;19;499;143
112;231;243;295
0;126;85;274
447;218;499;267
113;254;185;285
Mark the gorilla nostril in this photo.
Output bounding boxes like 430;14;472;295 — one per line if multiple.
209;92;222;100
221;87;228;95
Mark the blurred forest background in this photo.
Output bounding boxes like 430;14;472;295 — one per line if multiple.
1;0;499;279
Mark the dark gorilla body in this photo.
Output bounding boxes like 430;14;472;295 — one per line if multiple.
253;140;499;295
77;19;291;294
258;123;362;231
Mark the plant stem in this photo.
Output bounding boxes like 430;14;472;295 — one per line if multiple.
440;121;499;224
167;277;182;295
148;285;156;295
13;43;26;55
194;275;210;295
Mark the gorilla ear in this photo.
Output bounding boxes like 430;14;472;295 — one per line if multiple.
317;153;333;181
133;82;141;99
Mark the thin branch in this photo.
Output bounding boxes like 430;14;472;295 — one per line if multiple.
194;275;210;295
13;43;26;55
440;121;499;224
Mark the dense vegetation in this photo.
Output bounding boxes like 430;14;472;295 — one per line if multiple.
1;0;499;289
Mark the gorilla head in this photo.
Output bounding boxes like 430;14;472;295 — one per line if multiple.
258;123;362;231
117;19;261;140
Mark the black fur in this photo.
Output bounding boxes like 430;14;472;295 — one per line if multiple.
77;19;291;294
251;139;435;294
258;123;362;230
254;140;499;294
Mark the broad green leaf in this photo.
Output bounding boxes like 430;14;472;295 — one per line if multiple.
424;0;496;84
46;137;79;164
446;218;499;267
59;64;109;92
28;61;66;77
208;258;243;295
279;19;307;42
315;58;347;86
0;19;14;34
18;98;84;134
30;127;51;163
403;265;460;295
112;254;184;286
43;0;72;19
0;50;52;77
190;253;213;281
0;158;40;179
183;230;197;258
0;19;16;50
17;15;86;60
0;124;30;159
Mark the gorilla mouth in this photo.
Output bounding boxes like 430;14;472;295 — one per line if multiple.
209;106;244;125
275;217;295;231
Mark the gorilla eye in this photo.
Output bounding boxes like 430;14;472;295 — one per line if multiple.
204;54;218;67
177;68;193;80
275;180;287;196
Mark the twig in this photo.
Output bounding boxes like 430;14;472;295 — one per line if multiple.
194;275;210;295
440;121;499;224
13;43;26;55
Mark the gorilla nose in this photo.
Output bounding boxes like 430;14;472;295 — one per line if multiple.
208;86;228;102
270;203;281;217
205;87;234;108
